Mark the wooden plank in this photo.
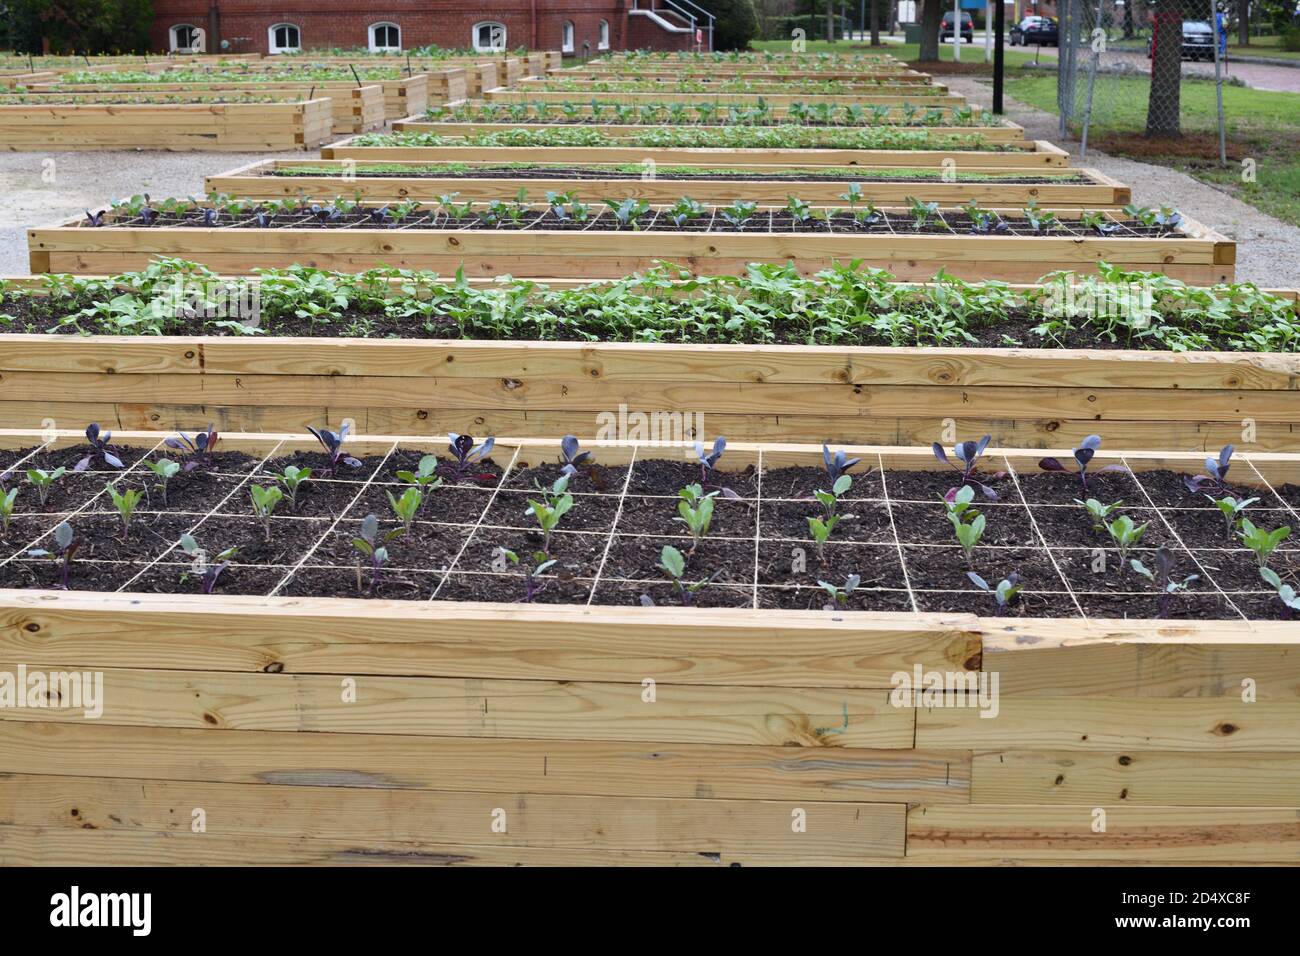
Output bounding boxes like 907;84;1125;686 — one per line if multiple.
0;663;915;748
0;774;907;860
906;804;1300;862
0;721;971;803
915;698;1300;751
0;591;981;686
971;750;1300;806
984;618;1300;698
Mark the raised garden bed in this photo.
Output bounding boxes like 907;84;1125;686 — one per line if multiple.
518;76;953;96
483;87;970;109
0;98;334;151
0;429;1296;619
555;67;933;83
26;199;1235;283
205;158;1130;208
0;263;1293;450
321;139;1071;170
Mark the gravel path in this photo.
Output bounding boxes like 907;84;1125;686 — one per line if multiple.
0;149;305;277
945;75;1300;287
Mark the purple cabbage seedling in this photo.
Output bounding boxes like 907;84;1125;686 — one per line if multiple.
822;444;862;483
818;573;861;610
500;548;557;603
1038;435;1123;494
933;434;999;501
559;434;593;478
1184;444;1234;494
165;424;219;471
693;437;741;499
1130;547;1198;618
442;433;495;482
307;423;362;476
28;520;77;589
177;533;238;594
84;209;106;227
350;513;395;596
967;571;1022;615
74;423;124;472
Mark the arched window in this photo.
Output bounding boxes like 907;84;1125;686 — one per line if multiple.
267;23;301;54
598;19;610;50
472;21;507;52
369;22;401;52
170;24;203;52
562;20;575;53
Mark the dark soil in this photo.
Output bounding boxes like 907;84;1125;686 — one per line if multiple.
3;445;1296;620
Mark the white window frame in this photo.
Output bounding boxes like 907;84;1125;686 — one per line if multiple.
170;24;204;52
472;21;507;52
598;19;610;50
368;22;401;52
562;20;575;54
267;23;301;54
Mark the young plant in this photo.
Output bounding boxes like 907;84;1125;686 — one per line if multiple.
1260;567;1300;617
907;196;938;230
814;474;852;521
719;200;757;230
559;434;593;478
1039;435;1123;494
386;486;422;536
443;433;495;482
668;196;706;228
1208;494;1258;536
692;437;740;498
307;423;362;476
177;532;238;595
822;444;862;483
0;487;15;538
818;573;861;610
25;466;66;507
143;458;181;506
1081;209;1121;235
28;520;77;589
1021;199;1059;233
676;483;717;552
945;485;986;568
1237;518;1291;569
1184;444;1235;494
163;424;219;472
395;455;442;503
654;544;714;606
1075;497;1123;531
1130;546;1198;618
785;195;813;226
605;197;650;230
105;482;144;540
932;434;999;500
350;513;395;596
499;548;557;603
74;422;124;472
1104;514;1149;564
526;474;574;552
249;484;283;542
967;570;1023;614
272;464;312;510
806;513;841;565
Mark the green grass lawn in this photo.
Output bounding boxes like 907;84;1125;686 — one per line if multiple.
1228;33;1300;60
1006;73;1300;226
749;37;1049;69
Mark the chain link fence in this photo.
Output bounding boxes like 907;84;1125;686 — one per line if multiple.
1056;0;1229;163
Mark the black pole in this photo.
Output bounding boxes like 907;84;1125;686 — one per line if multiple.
993;0;1006;113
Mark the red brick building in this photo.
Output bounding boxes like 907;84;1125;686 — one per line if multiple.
151;1;705;56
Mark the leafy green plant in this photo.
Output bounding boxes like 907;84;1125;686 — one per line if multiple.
25;466;65;507
907;196;938;230
945;485;986;568
386;486;422;535
143;458;181;506
1237;518;1291;569
668;196;706;228
105;482;144;539
1260;567;1300;617
653;544;715;606
1208;494;1258;536
526;474;574;552
177;533;238;595
272;465;312;511
1105;514;1149;564
719;200;758;230
807;514;840;565
350;513;396;595
0;487;17;538
818;573;861;609
1075;497;1124;531
499;548;557;603
676;483;717;552
967;571;1022;614
250;485;283;542
814;474;852;521
606;198;650;230
395;455;442;502
1021;199;1059;233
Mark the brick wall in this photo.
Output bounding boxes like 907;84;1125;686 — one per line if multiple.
148;1;668;55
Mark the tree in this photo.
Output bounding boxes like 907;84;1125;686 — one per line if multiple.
711;0;760;49
1145;0;1183;137
918;0;943;60
5;0;154;53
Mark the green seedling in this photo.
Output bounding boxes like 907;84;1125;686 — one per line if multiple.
814;474;852;521
1260;567;1300;616
25;466;65;507
142;458;181;506
807;514;840;565
1075;497;1123;531
177;532;238;594
27;520;77;589
526;474;574;552
1105;514;1149;564
500;548;557;603
818;573;860;609
386;485;422;535
249;484;283;542
1237;518;1291;569
967;571;1022;614
105;482;144;540
395;454;443;505
945;485;985;568
1130;546;1199;619
654;544;715;606
675;483;716;552
0;487;17;537
1208;494;1258;536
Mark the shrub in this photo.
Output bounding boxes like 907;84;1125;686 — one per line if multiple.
711;0;759;50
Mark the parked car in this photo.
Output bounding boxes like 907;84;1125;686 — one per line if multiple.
1147;19;1217;61
940;11;975;44
1010;15;1059;46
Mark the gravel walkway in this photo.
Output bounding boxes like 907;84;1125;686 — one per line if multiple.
946;75;1300;287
